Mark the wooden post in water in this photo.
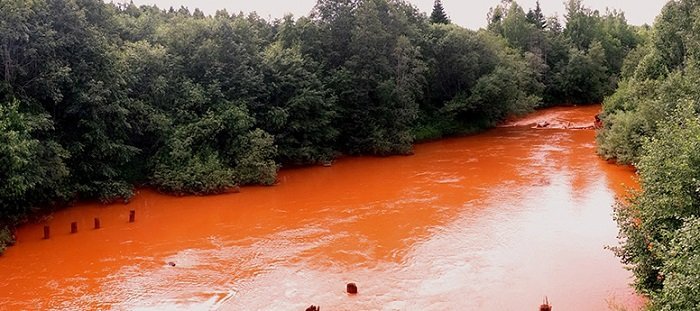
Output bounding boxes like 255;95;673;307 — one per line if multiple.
129;210;135;223
70;222;78;234
94;218;101;229
540;297;552;311
43;226;50;239
346;283;358;294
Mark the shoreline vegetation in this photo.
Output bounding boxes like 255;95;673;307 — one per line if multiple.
1;0;650;303
598;0;700;308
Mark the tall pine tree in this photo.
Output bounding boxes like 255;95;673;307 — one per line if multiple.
430;0;450;24
526;1;547;29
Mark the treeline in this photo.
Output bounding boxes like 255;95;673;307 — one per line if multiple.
0;0;638;252
598;0;700;309
487;0;639;105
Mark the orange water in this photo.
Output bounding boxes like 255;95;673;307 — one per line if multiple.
0;105;642;310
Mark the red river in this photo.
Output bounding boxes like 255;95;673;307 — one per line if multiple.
0;105;643;310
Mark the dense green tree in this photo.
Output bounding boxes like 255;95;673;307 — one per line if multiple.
261;42;337;165
651;1;692;75
599;64;700;165
310;0;358;68
564;0;597;50
429;0;450;24
151;98;278;193
613;104;700;296
654;217;700;310
526;1;546;29
422;25;494;110
559;41;609;103
490;2;538;52
599;1;700;308
442;33;541;125
0;99;68;219
488;0;639;105
332;0;426;155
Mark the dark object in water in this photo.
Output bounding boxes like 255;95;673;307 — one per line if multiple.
129;210;135;223
594;114;603;129
168;261;176;267
540;297;552;311
94;218;101;229
346;282;358;294
305;306;320;311
70;222;78;234
43;226;50;239
535;121;550;128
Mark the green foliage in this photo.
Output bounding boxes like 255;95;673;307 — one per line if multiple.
418;24;541;137
152;150;236;196
0;99;68;222
326;0;428;155
232;129;278;185
151;100;278;193
601;7;700;306
526;1;546;29
613;105;700;298
261;42;337;165
652;217;700;310
0;226;14;254
559;42;609;103
604;9;700;303
490;2;537;52
429;0;450;24
488;0;640;105
598;67;700;164
442;33;541;124
151;112;239;195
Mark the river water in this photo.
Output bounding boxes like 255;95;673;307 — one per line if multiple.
0;105;643;310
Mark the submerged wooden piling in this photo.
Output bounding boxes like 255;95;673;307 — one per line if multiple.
346;283;358;294
129;210;135;223
540;297;552;311
43;226;50;239
70;222;78;234
94;218;101;229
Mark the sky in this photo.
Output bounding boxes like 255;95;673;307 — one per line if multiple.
116;0;670;29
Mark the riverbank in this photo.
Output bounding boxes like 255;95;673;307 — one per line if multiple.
0;104;600;256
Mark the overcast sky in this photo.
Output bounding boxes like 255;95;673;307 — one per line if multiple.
116;0;670;29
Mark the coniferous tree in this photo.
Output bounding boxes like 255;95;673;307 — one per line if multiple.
526;1;546;29
430;0;450;24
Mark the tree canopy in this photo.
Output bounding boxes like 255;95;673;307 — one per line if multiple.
430;0;450;24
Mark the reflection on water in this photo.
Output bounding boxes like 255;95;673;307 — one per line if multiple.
0;105;642;310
